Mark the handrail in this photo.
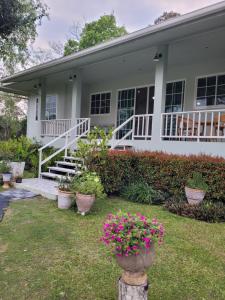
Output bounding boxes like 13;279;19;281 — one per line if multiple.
162;108;225;115
111;115;134;137
38;118;90;177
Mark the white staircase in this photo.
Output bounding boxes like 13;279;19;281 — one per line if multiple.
41;155;84;180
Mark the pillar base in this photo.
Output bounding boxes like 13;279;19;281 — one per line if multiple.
118;277;148;300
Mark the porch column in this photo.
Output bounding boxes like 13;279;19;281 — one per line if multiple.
151;45;168;144
71;70;82;123
40;78;46;120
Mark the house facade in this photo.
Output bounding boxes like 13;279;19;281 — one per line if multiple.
1;2;225;160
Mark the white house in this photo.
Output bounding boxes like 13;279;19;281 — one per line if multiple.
1;2;225;180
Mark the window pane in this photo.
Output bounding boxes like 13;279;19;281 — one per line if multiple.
206;86;216;96
207;76;216;86
218;75;225;85
45;95;56;120
90;92;111;114
166;83;173;94
217;85;225;96
197;87;206;97
165;95;172;106
216;96;225;105
198;78;206;87
173;94;182;105
206;96;215;106
174;81;183;93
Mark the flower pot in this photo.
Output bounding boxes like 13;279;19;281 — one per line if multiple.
16;177;23;183
2;173;12;189
58;190;73;209
10;162;25;181
75;192;95;215
185;186;206;205
116;245;155;285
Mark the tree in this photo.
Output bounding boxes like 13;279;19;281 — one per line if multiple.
154;11;181;25
64;15;127;56
0;0;48;73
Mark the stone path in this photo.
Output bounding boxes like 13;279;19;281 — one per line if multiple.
0;189;38;222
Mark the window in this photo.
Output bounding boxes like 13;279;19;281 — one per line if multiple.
165;80;185;112
45;95;56;120
35;98;39;121
90;92;111;114
196;74;225;107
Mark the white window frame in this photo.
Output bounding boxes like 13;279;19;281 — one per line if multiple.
89;91;112;116
35;97;39;121
194;72;225;110
165;79;186;113
45;94;57;120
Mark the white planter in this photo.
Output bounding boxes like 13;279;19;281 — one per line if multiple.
2;173;12;182
58;190;73;209
185;186;206;205
10;162;25;180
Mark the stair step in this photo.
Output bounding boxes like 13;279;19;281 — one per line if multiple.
41;172;64;180
64;156;84;162
49;166;80;174
56;161;82;168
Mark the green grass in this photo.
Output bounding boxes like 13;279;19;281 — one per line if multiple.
0;197;225;300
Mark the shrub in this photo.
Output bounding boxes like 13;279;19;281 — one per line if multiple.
0;161;11;174
70;172;105;199
121;182;165;205
164;198;225;223
91;151;225;203
101;211;164;256
187;172;208;191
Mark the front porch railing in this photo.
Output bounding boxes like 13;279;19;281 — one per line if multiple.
161;109;225;141
41;119;72;137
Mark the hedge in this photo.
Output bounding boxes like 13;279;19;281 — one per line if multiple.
91;150;225;203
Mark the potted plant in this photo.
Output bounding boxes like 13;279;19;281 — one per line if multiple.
71;172;105;215
58;176;73;209
101;211;164;286
185;172;208;205
0;161;12;189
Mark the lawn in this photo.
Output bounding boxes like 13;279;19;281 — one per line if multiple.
0;197;225;300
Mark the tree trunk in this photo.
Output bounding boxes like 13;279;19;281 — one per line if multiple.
118;278;148;300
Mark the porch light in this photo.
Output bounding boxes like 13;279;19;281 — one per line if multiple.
69;74;77;82
69;76;73;82
153;53;162;62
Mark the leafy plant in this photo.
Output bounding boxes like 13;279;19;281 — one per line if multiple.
75;127;113;170
101;211;164;256
0;161;11;174
58;176;73;192
121;182;165;205
187;172;208;191
164;197;225;223
71;172;105;199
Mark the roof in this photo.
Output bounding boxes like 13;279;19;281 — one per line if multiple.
1;1;225;86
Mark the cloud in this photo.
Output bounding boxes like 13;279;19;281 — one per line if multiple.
34;0;220;48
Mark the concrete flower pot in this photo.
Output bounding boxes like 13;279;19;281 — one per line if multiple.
185;186;206;205
58;190;73;209
2;173;12;189
10;162;25;181
75;192;95;215
116;245;155;285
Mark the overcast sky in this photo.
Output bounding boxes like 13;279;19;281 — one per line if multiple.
34;0;221;49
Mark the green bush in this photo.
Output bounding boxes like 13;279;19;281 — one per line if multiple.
187;172;208;191
0;161;11;174
91;151;225;203
164;198;225;223
121;182;165;205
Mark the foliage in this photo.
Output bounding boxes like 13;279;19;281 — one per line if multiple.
121;182;165;205
187;172;208;191
164;198;225;223
0;198;225;299
91;151;225;203
154;11;181;25
71;172;105;199
64;15;127;55
58;176;73;192
0;0;48;72
0;161;11;174
101;211;164;256
75;127;113;170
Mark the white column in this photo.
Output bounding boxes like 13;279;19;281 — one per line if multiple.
151;45;168;144
71;71;82;122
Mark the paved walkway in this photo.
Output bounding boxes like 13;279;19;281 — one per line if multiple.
0;189;38;221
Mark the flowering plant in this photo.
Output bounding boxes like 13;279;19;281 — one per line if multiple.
101;211;164;257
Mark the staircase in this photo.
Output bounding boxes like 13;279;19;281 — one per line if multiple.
41;155;84;180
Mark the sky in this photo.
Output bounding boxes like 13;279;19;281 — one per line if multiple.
34;0;221;49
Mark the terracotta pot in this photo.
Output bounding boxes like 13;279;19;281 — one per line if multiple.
185;186;206;205
75;192;95;215
58;190;73;209
2;173;12;189
116;245;155;285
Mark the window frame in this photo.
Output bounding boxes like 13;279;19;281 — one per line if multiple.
165;79;186;113
45;94;57;120
194;72;225;109
89;91;112;116
35;97;39;121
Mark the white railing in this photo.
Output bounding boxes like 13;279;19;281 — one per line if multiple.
38;118;90;177
111;114;153;149
161;109;225;141
41;119;72;137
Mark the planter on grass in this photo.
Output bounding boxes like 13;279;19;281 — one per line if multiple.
58;190;73;209
185;172;208;205
75;192;95;215
101;211;164;299
2;173;12;189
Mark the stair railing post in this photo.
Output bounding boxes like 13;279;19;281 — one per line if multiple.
38;149;42;178
65;132;69;157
